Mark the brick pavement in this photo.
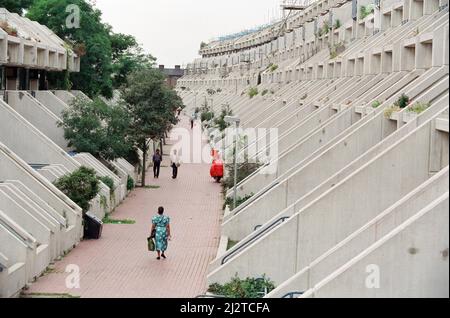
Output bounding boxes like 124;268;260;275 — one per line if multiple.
25;117;223;298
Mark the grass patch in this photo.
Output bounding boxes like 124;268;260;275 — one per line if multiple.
102;216;136;225
143;185;160;189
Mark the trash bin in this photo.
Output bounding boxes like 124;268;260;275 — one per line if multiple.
83;212;103;239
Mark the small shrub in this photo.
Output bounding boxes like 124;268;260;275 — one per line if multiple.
201;111;215;122
208;275;276;298
395;94;410;109
321;21;330;36
407;102;430;114
248;87;259;99
372;100;381;108
334;19;341;29
54;167;100;213
261;89;269;96
214;105;233;132
99;176;115;195
223;193;254;211
329;42;345;59
127;175;135;191
360;5;374;20
267;63;278;72
206;88;216;96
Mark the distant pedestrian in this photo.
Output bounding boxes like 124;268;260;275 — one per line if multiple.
170;149;181;179
177;107;182;116
153;149;162;178
190;113;196;129
151;206;171;260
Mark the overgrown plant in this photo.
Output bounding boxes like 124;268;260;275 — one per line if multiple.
269;64;278;72
395;94;410;109
54;167;100;213
99;176;115;196
384;105;401;118
372;100;381;108
223;193;254;211
127;175;135;191
214;105;233;132
407;102;430;114
329;42;345;59
334;19;341;29
248;87;259;98
360;5;374;20
208;275;276;298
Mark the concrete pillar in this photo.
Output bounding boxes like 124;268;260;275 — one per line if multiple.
392;7;403;27
432;25;449;67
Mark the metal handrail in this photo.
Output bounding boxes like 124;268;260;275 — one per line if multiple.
282;291;304;298
221;216;290;265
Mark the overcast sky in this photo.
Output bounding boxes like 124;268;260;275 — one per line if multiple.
95;0;282;67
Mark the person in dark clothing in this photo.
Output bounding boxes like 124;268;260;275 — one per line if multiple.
153;149;162;178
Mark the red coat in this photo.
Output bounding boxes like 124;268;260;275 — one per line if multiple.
210;159;224;178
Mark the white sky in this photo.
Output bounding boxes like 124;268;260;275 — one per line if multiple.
94;0;282;67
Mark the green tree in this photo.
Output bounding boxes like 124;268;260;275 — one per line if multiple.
54;166;100;213
27;0;114;98
120;68;181;186
110;32;156;88
0;0;33;14
60;97;133;160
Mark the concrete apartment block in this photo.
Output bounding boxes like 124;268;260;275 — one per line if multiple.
178;0;449;297
0;8;80;73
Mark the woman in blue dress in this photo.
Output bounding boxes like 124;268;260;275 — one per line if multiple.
151;206;171;260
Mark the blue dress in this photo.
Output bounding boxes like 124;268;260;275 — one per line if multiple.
152;215;170;252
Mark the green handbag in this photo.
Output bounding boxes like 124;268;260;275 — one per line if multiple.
147;236;155;252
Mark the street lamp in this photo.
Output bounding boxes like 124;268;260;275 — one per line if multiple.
224;115;241;210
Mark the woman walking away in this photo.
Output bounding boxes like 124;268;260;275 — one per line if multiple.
170;149;181;179
151;206;171;260
153;149;162;178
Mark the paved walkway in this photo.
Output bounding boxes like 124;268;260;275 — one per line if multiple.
26;117;223;298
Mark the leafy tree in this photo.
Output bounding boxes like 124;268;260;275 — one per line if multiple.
27;0;114;98
110;32;156;88
0;0;33;14
120;68;181;186
54;166;100;213
60;97;133;160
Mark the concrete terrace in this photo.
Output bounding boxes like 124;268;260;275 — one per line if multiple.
23;117;223;298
